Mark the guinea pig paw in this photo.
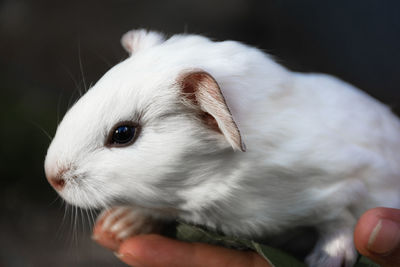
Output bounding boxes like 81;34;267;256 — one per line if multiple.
305;230;357;267
93;206;161;250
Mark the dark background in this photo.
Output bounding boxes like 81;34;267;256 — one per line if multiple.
1;0;399;266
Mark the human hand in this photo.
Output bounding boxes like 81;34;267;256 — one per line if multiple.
92;215;271;267
113;234;270;267
93;207;400;267
354;207;400;267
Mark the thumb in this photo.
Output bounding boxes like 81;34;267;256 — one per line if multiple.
116;234;270;267
354;207;400;267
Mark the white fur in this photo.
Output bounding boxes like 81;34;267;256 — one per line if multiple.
45;29;400;266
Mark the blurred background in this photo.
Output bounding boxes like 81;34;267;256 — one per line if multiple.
1;0;399;266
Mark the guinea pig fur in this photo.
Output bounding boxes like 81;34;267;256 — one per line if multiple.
45;29;400;267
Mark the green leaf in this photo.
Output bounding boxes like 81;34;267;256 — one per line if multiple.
250;241;306;267
354;256;381;267
175;222;381;267
176;222;304;266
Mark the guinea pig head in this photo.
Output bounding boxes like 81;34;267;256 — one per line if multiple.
44;30;245;210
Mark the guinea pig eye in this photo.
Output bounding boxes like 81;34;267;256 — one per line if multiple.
109;125;137;146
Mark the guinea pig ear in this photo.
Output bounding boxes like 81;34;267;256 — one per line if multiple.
180;71;246;152
121;29;165;55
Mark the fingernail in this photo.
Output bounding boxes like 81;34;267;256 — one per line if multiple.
114;251;123;258
368;218;400;255
91;234;99;241
114;251;142;267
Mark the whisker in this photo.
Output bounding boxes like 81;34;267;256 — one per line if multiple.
65;204;74;247
86;208;96;234
29;120;52;141
73;205;78;247
55;200;68;241
61;63;86;113
78;40;87;94
89;208;96;227
84;208;90;231
90;50;113;69
61;200;68;227
67;86;79;110
48;195;60;207
56;91;64;126
61;64;81;94
79;207;86;237
81;192;96;228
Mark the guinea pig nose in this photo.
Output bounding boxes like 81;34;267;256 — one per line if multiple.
46;168;68;191
48;177;65;191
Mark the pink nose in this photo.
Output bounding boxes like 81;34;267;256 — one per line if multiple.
48;176;66;191
46;168;67;191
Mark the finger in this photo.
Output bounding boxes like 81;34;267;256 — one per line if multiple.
354;207;400;267
116;234;271;267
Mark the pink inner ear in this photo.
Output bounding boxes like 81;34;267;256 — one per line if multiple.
200;112;222;134
180;71;246;152
181;72;203;103
181;73;220;131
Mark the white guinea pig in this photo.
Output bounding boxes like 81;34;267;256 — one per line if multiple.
45;29;400;267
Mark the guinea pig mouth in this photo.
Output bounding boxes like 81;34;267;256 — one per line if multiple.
59;188;101;209
54;175;103;208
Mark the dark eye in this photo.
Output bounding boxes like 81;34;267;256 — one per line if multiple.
110;125;136;146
